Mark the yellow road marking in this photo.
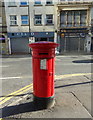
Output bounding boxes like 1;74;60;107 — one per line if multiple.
0;86;33;105
0;83;33;102
55;73;93;79
0;73;92;105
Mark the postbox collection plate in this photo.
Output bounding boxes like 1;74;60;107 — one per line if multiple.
40;59;47;70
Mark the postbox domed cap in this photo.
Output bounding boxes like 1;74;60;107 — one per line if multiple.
29;41;59;49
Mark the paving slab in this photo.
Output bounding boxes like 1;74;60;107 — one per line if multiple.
2;82;92;118
1;74;92;119
2;92;92;118
72;90;91;115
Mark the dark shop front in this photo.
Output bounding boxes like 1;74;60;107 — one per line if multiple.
59;28;88;53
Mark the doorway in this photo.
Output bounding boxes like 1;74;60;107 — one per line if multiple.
35;38;47;42
40;38;47;41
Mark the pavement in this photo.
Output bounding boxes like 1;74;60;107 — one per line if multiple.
1;73;93;119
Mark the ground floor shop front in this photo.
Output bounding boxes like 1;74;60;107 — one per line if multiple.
8;32;54;54
58;28;91;54
1;31;92;55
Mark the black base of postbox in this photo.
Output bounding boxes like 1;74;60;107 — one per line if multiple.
33;95;55;109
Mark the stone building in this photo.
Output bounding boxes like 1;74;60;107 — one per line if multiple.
0;0;8;54
4;0;57;54
56;0;93;53
4;0;93;54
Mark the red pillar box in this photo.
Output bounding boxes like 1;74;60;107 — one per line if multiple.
29;41;59;109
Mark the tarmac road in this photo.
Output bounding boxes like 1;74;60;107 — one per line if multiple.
0;54;93;118
1;54;92;95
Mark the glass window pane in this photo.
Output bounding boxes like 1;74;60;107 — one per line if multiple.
20;2;28;5
10;21;17;25
67;11;73;27
21;16;28;25
60;11;67;27
74;11;80;27
80;10;87;26
10;16;17;20
21;16;28;20
35;0;41;4
8;0;16;6
0;17;2;24
22;21;28;24
46;15;53;24
46;0;52;4
34;15;42;24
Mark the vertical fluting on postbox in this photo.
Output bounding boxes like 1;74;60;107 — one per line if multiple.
29;41;59;109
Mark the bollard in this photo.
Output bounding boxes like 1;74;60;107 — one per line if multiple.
29;41;59;109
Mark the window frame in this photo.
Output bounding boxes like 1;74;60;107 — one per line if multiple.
21;15;29;25
10;15;17;26
34;15;42;25
60;10;87;28
46;14;53;25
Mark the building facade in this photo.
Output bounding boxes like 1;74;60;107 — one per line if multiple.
4;0;93;54
4;0;57;54
0;0;8;55
56;0;93;53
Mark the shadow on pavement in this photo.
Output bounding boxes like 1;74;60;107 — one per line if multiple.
1;81;93;118
1;101;41;118
55;81;93;89
72;59;93;63
1;54;32;58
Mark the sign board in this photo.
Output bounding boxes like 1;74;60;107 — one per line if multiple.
40;59;47;70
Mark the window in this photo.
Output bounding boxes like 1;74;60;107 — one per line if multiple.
34;15;42;25
60;11;67;27
68;0;73;1
10;15;17;25
67;11;73;27
20;1;28;5
8;0;16;6
74;11;80;27
34;0;41;5
46;0;53;5
21;15;29;25
0;17;2;24
60;10;87;27
60;0;66;1
80;11;87;26
46;15;53;24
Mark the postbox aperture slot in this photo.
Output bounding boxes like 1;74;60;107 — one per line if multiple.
39;53;48;55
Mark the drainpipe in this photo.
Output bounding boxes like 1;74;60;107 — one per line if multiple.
8;38;11;54
28;0;31;53
54;30;59;54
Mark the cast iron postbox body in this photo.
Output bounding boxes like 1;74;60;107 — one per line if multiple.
29;41;59;109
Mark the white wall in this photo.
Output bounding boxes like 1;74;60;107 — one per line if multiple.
4;0;58;33
29;0;56;32
4;0;29;32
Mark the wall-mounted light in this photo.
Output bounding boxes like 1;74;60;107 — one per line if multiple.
46;32;49;35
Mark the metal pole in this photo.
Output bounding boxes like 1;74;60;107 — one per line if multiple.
28;0;31;53
28;0;30;36
64;37;66;52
